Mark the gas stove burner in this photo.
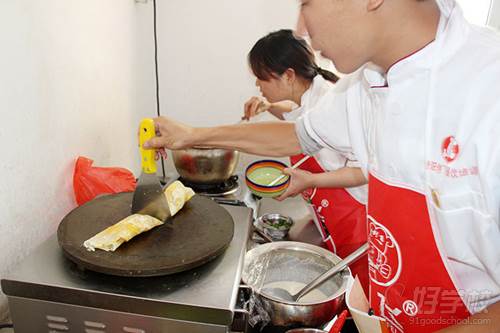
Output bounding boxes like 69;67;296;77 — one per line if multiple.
178;175;239;197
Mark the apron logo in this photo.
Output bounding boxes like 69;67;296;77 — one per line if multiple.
320;199;329;208
368;216;402;287
377;292;404;333
402;300;419;317
441;136;459;163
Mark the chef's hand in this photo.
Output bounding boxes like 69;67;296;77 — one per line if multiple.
243;96;271;120
143;116;195;151
275;168;314;201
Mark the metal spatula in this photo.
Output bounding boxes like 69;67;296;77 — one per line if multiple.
131;118;172;222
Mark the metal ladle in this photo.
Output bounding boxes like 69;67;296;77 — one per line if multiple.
264;242;368;303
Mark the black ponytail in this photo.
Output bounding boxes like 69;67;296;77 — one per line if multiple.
249;29;339;84
315;66;339;83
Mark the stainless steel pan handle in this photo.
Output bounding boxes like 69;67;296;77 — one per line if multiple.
231;285;252;332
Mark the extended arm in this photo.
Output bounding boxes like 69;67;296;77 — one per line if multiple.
145;116;303;157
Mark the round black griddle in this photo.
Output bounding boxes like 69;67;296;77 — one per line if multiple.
57;193;234;277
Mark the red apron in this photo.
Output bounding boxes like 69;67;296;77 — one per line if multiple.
290;154;369;295
368;174;470;332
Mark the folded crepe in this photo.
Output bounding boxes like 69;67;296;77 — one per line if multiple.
84;181;195;252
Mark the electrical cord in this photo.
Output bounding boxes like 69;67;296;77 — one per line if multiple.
152;0;166;181
153;0;161;118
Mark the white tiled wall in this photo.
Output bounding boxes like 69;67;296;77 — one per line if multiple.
155;0;299;126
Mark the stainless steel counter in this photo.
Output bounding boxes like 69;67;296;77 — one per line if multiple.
1;204;253;331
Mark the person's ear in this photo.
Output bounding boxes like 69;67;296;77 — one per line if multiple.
283;68;296;84
367;0;384;11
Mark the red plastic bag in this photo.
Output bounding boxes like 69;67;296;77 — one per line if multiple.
73;156;137;206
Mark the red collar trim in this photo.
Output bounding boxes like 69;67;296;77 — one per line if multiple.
370;39;436;89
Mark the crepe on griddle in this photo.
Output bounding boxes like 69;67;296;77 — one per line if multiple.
83;181;195;252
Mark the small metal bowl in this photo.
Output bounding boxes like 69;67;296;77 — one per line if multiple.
257;213;294;240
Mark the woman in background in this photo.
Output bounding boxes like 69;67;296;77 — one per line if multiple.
243;29;369;296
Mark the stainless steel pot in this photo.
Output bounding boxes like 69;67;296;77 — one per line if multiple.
172;147;239;184
242;242;350;328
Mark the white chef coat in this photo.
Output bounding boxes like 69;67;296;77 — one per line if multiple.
296;0;500;313
284;75;368;204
